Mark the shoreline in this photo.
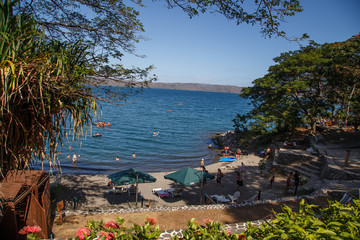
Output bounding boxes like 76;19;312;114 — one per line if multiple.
51;127;360;238
46;135;225;177
52;153;277;210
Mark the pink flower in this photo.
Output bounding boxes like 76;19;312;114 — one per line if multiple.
100;232;115;240
145;216;158;225
19;225;41;235
106;233;115;240
104;221;120;229
76;227;91;240
202;218;212;226
223;229;231;235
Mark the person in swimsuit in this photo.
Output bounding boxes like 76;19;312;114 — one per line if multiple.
200;159;206;172
216;168;224;187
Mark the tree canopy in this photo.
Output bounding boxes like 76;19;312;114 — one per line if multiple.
0;0;305;175
163;0;305;40
234;34;360;135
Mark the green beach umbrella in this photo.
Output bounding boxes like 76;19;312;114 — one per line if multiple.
164;167;215;186
108;168;156;185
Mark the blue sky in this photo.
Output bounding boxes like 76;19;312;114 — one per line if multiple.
122;0;360;87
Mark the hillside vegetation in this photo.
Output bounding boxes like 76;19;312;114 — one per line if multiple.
149;82;243;94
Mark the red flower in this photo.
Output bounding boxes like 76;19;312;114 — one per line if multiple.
223;229;231;235
145;216;158;225
18;225;41;235
104;221;120;229
202;218;212;226
238;234;246;239
100;232;115;240
76;227;91;240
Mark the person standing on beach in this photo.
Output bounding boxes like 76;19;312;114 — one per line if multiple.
72;153;77;166
216;168;224;187
269;175;275;189
236;172;243;191
240;162;246;178
200;159;206;172
286;172;293;192
294;171;300;195
265;146;271;160
236;149;242;160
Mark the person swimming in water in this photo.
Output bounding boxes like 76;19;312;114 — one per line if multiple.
72;153;77;166
132;153;136;159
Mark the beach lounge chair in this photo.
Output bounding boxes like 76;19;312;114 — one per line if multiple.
152;188;170;198
210;194;230;203
339;192;356;206
246;193;258;202
125;185;137;197
152;188;162;194
228;191;240;203
204;193;217;204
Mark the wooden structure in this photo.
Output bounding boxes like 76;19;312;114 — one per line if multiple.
0;170;50;239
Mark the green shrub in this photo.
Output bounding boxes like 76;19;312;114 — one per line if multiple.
21;194;359;240
244;197;360;239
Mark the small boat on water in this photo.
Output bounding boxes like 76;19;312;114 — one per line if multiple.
92;133;102;137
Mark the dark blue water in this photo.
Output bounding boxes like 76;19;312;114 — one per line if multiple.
38;88;251;174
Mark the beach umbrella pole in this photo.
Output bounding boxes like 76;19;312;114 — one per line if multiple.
200;171;203;205
135;173;139;208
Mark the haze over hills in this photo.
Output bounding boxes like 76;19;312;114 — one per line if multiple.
94;78;243;94
148;82;243;94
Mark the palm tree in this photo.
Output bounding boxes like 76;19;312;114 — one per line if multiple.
0;0;96;177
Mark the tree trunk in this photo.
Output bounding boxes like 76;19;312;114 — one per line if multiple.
311;121;317;135
345;83;356;126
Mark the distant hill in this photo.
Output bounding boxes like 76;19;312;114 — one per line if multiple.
148;82;243;94
92;78;243;94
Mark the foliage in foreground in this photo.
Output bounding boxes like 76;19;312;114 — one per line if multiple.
20;196;359;239
0;0;155;176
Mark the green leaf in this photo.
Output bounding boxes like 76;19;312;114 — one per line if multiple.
281;232;288;239
316;228;337;235
326;221;342;227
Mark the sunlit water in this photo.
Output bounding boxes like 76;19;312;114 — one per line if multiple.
35;88;251;175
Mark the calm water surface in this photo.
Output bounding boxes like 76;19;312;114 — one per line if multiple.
36;88;251;175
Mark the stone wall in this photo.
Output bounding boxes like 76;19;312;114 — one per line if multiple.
276;149;317;165
321;156;360;180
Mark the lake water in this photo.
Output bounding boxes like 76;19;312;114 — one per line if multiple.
37;88;251;175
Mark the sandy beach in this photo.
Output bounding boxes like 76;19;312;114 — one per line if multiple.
52;153;287;211
51;153;297;238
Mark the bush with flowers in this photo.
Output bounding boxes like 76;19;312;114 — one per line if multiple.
178;218;246;240
19;196;359;240
18;225;42;240
71;216;161;240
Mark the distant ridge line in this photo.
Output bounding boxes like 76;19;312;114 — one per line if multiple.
148;82;243;94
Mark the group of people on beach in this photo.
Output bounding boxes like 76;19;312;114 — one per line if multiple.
201;158;247;192
286;171;300;195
